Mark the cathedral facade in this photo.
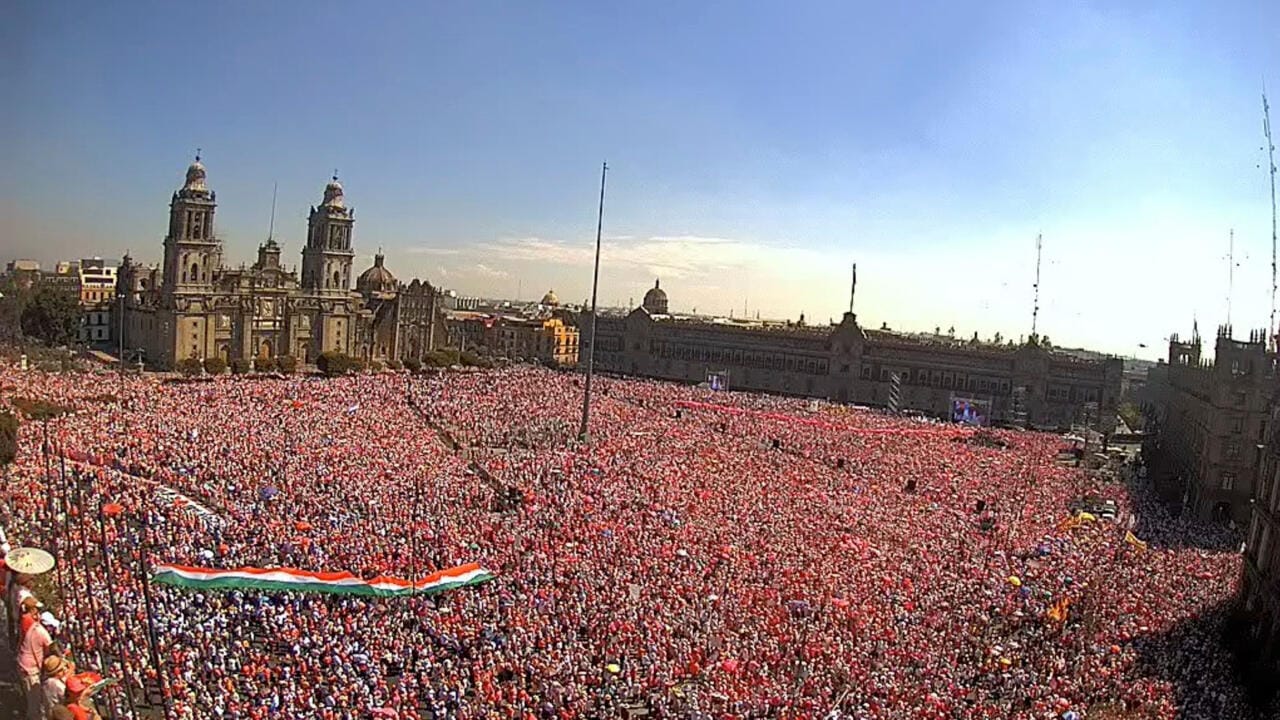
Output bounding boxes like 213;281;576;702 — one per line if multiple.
118;157;447;368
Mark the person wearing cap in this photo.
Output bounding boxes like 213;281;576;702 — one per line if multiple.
40;655;72;716
11;577;43;651
17;601;52;720
18;596;38;638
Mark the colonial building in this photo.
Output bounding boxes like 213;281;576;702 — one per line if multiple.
119;157;446;368
1148;325;1274;523
581;280;1122;434
77;257;116;344
1242;403;1280;691
443;308;580;366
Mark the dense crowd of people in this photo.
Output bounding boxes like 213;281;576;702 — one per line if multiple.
0;363;1264;719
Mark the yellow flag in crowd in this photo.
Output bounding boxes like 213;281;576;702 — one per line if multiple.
1046;596;1071;623
1056;515;1083;533
1124;530;1148;552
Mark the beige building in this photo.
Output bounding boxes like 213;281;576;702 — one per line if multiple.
443;306;580;366
119;157;446;368
1243;409;1280;693
1148;325;1273;523
78;258;116;344
582;280;1122;433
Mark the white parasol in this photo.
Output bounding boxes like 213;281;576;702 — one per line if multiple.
5;547;55;575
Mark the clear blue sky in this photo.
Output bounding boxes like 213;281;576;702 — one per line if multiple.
3;1;1279;358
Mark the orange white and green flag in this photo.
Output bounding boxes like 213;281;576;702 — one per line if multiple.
151;562;494;597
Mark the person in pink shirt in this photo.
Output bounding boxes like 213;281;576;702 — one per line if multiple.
17;607;53;720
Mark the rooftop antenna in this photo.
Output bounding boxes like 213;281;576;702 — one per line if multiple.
1264;88;1278;347
1226;228;1236;326
1031;233;1042;340
849;262;857;314
267;181;278;241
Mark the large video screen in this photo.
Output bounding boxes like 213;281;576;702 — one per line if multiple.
707;370;730;391
952;397;990;426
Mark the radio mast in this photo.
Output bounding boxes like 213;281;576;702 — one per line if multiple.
1031;234;1042;340
1227;229;1235;327
1264;90;1278;347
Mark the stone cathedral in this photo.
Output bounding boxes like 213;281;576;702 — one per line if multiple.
118;157;447;368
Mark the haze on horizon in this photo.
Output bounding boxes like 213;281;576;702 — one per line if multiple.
3;1;1279;360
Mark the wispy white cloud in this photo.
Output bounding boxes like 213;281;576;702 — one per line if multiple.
479;234;823;281
405;246;463;256
472;263;509;278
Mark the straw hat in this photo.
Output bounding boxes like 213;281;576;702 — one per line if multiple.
42;656;69;676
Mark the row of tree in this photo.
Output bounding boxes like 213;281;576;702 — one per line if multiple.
0;277;84;348
170;348;494;377
175;355;302;377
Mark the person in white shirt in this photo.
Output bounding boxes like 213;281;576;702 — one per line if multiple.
40;654;72;716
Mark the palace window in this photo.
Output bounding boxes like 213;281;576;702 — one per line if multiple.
1221;472;1236;491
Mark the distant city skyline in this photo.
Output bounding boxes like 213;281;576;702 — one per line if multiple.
4;2;1280;360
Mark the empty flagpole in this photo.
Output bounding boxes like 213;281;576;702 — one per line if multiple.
579;161;608;443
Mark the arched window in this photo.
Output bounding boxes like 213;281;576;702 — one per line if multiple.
333;270;341;288
190;262;200;283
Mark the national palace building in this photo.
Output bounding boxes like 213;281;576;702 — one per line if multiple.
118;157;447;367
582;280;1123;434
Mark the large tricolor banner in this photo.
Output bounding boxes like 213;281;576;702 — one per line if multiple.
151;562;494;597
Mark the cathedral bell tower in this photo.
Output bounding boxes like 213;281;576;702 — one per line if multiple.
162;153;222;296
301;174;355;296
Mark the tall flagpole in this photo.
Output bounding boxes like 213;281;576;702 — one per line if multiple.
579;161;608;443
848;263;857;315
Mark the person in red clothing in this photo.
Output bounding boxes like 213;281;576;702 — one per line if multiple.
61;676;101;720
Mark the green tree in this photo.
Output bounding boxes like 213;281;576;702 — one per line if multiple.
175;357;203;376
1118;402;1142;431
385;359;402;371
256;357;278;373
368;359;384;372
403;357;422;373
203;357;227;375
0;277;31;344
11;397;72;421
230;358;251;375
20;285;81;347
276;355;298;374
0;411;17;470
317;351;352;377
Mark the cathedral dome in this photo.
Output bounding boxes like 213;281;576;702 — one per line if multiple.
184;157;207;191
540;289;560;306
322;174;345;208
357;252;397;294
642;279;668;314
